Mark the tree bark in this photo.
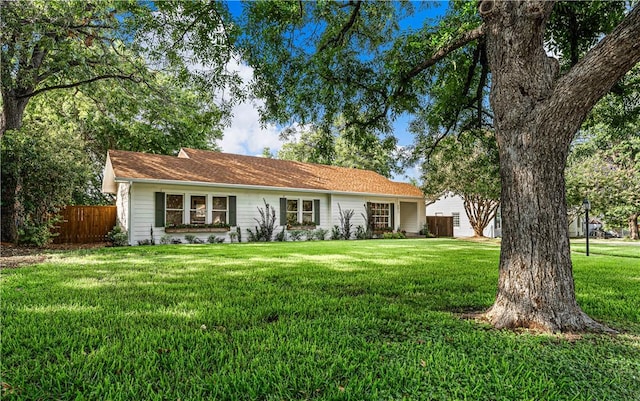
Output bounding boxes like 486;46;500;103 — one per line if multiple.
1;90;30;136
480;1;640;332
629;213;639;240
0;170;19;243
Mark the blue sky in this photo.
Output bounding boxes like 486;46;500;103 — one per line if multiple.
220;1;449;182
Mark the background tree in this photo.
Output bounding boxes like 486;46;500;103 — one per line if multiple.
419;131;500;237
566;66;640;239
278;122;400;178
1;0;238;243
1;0;147;134
238;1;640;332
1;100;91;245
0;0;240;135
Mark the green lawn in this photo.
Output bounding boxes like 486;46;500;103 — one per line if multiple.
2;239;639;400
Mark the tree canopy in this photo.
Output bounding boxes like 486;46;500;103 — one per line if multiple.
566;66;640;238
0;0;239;243
277;122;400;178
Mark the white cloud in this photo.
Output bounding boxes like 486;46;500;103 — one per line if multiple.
219;60;284;156
220;100;282;155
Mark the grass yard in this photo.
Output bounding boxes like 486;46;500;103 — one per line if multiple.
1;239;639;400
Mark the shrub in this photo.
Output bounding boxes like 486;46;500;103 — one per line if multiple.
289;230;304;241
355;225;368;240
236;226;242;243
229;231;238;243
314;228;328;240
331;225;341;240
383;232;406;239
246;199;277;242
419;224;430;237
160;234;173;245
171;238;183;244
275;227;287;242
18;216;59;247
137;239;153;246
107;225;128;247
360;203;373;239
207;235;225;244
185;234;204;244
338;204;354;240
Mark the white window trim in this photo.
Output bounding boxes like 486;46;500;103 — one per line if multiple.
287;198;316;225
166;193;185;226
211;195;229;225
452;212;460;228
301;199;315;224
370;202;391;229
189;194;207;225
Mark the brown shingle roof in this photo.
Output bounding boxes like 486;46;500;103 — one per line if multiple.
107;148;423;197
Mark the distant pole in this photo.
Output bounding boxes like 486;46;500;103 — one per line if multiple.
583;198;590;256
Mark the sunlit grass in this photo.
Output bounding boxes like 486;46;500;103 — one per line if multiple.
1;239;639;400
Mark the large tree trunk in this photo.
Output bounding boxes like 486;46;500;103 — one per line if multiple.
1;90;31;137
629;213;639;240
479;1;640;332
0;171;19;243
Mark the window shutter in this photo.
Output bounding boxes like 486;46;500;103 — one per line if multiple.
366;202;372;230
280;198;287;226
155;192;165;227
314;199;320;224
228;196;237;226
390;203;395;229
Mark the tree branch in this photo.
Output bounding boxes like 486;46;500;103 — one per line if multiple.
16;74;140;99
319;0;362;52
547;3;640;141
401;24;485;83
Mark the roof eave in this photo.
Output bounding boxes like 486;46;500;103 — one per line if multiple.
113;177;424;199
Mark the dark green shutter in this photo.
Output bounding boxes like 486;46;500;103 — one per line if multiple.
390;203;395;230
366;202;372;230
314;199;320;224
228;196;237;226
280;198;287;226
155;192;165;227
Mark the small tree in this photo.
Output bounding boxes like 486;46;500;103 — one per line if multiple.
419;131;500;238
246;199;277;242
360;203;374;239
338;204;354;240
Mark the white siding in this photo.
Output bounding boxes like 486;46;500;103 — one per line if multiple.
331;195;425;237
116;182;130;233
400;201;420;233
426;194;497;238
129;183;333;244
126;182;425;244
331;194;368;232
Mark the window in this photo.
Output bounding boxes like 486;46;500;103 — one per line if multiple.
166;194;184;226
212;196;228;224
370;202;390;229
302;200;314;224
287;199;299;225
190;195;206;225
452;212;460;228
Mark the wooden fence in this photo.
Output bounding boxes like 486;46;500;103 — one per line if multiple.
426;216;454;237
52;206;117;244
